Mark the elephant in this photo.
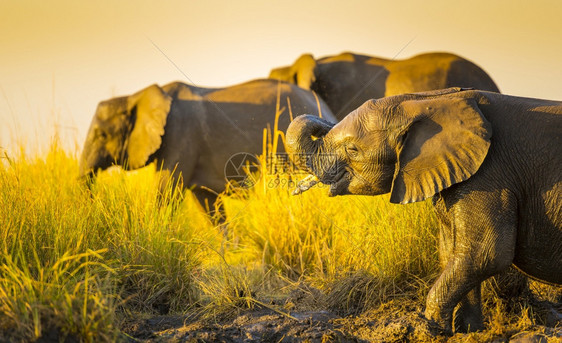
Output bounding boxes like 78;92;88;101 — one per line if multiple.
269;52;500;121
285;87;562;333
79;79;335;214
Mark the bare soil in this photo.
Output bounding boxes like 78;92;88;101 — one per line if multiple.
122;300;562;343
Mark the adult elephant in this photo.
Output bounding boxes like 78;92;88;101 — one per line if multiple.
79;79;335;213
269;52;500;120
286;88;561;333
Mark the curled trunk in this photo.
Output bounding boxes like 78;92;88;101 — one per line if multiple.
285;114;334;178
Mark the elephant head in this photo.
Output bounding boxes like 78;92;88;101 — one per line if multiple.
79;84;172;181
287;88;492;204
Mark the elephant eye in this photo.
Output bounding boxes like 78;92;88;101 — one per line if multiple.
402;131;408;142
346;144;359;157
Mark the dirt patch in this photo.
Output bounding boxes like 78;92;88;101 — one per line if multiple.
123;309;433;343
122;300;562;343
121;281;562;342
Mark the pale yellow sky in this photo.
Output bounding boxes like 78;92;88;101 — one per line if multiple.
1;0;561;153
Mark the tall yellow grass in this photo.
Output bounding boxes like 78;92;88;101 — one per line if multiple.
0;122;440;341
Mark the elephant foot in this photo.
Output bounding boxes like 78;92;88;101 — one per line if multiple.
427;301;484;333
424;306;453;335
453;288;484;333
453;308;484;333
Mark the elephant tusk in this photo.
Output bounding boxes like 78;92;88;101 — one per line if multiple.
292;174;319;195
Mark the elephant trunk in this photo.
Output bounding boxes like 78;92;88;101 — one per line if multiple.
78;140;98;178
78;142;96;192
78;147;91;179
286;114;335;179
78;139;113;190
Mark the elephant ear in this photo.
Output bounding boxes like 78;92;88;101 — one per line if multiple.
126;84;172;169
269;54;317;90
390;96;492;204
290;54;317;90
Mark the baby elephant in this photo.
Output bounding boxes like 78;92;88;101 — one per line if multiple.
286;87;562;333
80;79;335;212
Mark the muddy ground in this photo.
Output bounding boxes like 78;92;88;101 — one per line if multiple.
123;300;562;343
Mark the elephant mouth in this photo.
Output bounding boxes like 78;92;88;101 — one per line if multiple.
327;170;350;197
292;170;350;196
293;174;320;195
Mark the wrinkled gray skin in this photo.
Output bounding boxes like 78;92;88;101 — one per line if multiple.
80;79;335;213
270;52;500;121
286;88;562;333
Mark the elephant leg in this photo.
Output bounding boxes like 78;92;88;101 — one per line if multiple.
436;207;484;332
428;189;518;333
453;285;483;332
425;256;484;332
432;195;482;331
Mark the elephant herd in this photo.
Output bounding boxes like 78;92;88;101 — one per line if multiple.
80;51;561;334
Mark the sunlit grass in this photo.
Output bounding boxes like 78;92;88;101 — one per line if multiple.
0;141;219;341
3;128;559;341
0;135;443;340
0;247;118;342
222;152;440;315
